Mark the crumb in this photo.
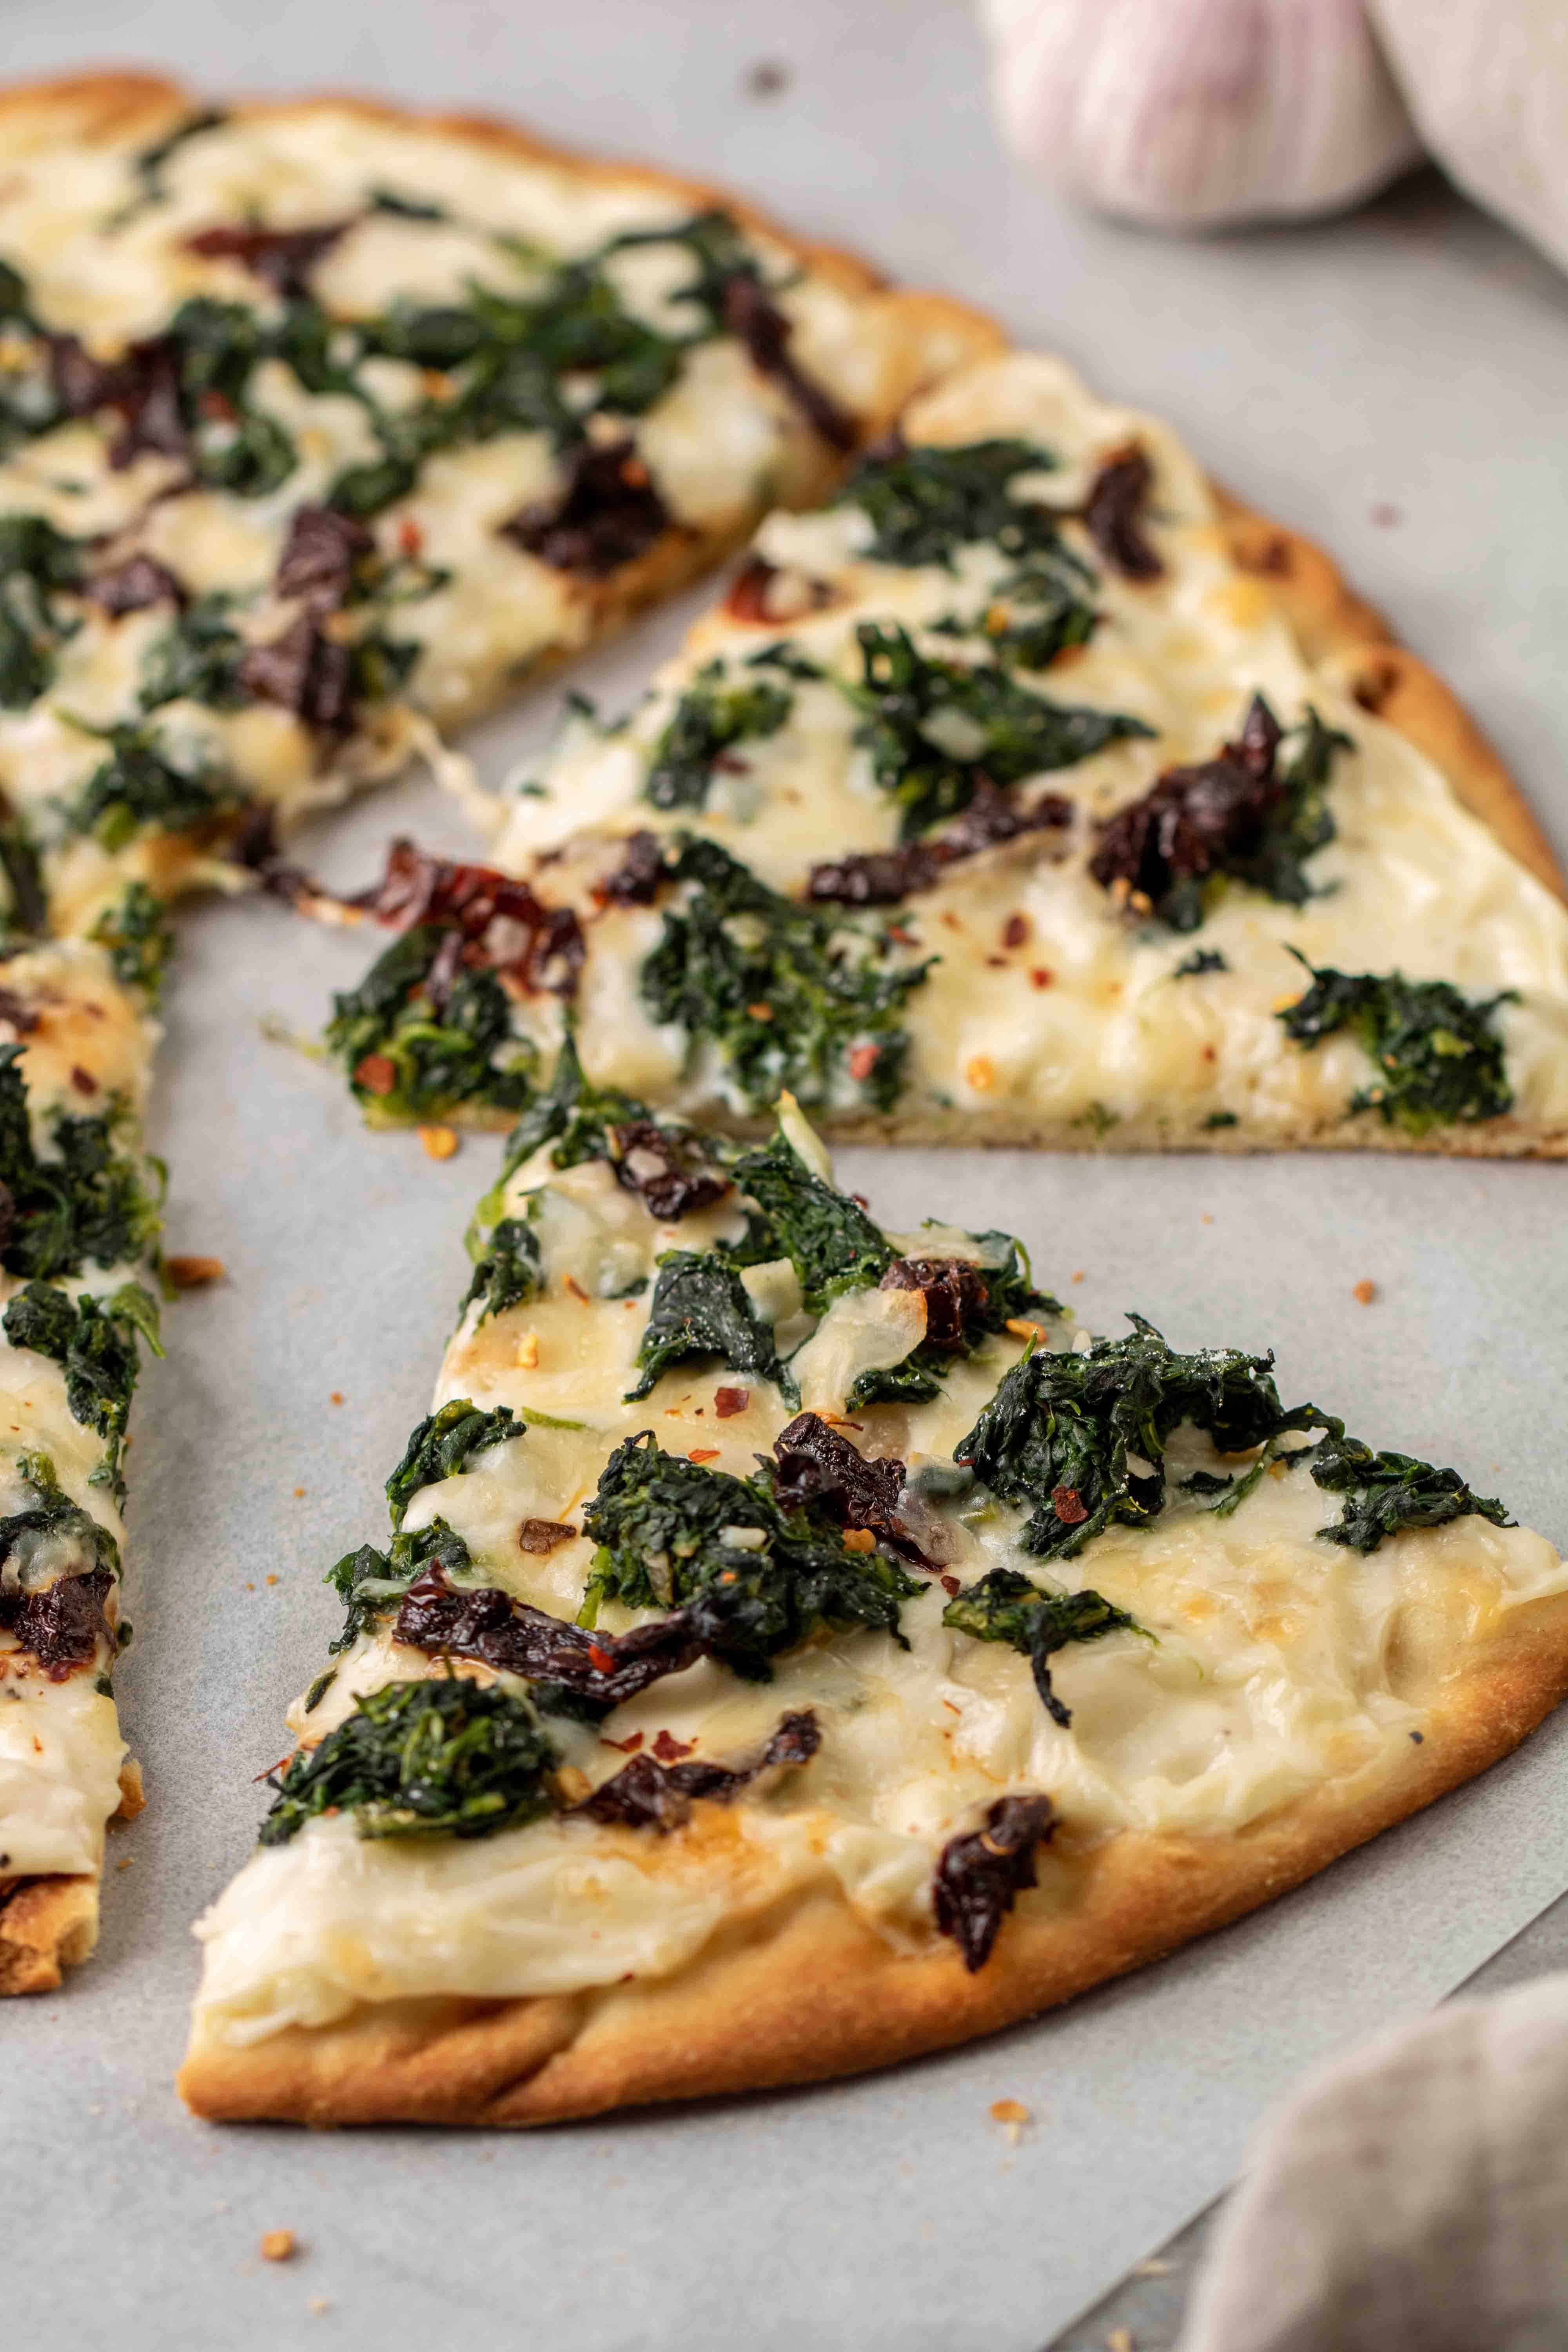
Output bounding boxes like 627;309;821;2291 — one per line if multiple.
988;2096;1033;2147
1071;1270;1085;1284
1352;1279;1377;1305
116;1856;132;1871
165;1254;226;1289
265;1573;279;1586
308;2297;332;2317
292;1486;306;1498
244;1581;255;1591
417;1123;459;1161
1132;2258;1172;2277
1107;2330;1136;2352
1201;1212;1213;1224
260;2230;299;2263
743;57;791;98
1370;501;1401;527
329;1391;344;1405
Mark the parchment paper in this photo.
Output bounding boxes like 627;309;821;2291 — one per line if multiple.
7;4;1568;2348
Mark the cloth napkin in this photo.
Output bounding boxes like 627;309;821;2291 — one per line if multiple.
1177;1973;1568;2352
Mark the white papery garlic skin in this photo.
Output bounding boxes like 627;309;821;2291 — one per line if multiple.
981;0;1423;227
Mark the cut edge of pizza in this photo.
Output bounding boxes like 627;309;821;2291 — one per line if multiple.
312;348;1568;1157
0;932;165;1993
178;1073;1568;2124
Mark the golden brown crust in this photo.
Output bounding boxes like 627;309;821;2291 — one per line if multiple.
0;1874;99;1996
178;1588;1568;2125
1215;489;1568;902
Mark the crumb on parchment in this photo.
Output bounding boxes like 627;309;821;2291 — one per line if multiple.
1352;1279;1377;1305
260;2229;298;2263
165;1254;226;1288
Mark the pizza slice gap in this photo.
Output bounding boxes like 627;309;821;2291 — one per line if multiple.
0;933;166;1993
0;74;998;949
180;1079;1568;2125
314;349;1568;1153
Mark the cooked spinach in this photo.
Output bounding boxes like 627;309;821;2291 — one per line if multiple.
384;1399;525;1528
326;1516;473;1653
116;109;229;220
838;437;1068;570
0;515;85;710
580;1430;922;1679
0;1043;163;1281
327;922;537;1123
1276;956;1515;1134
728;1128;893;1307
1307;1424;1511;1553
956;1314;1316;1560
89;881;174;1000
1174;949;1228;978
0;1447;119;1588
494;1032;650;1184
942;1567;1142;1726
138;593;249;710
848;1234;1060;1410
641;837;930;1114
64;721;239;851
845;622;1150;840
460;1213;542;1323
258;1673;558;1846
643;662;792;811
2;1279;162;1504
625;1249;796;1403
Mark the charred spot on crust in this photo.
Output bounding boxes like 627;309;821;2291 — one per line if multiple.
354;838;586;1000
0;1567;114;1681
880;1257;991;1352
1353;659;1401;715
184;219;352;301
501;439;670;577
1082;444;1163;581
608;1118;730;1221
574;1709;820;1831
932;1793;1056;1970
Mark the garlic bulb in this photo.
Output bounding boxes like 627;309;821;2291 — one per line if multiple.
1372;0;1568;274
980;0;1424;228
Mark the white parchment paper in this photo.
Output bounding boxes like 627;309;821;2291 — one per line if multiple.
6;4;1568;2348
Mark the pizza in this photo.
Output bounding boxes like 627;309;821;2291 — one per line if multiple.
318;352;1568;1154
0;72;996;948
178;1074;1568;2122
0;933;160;1991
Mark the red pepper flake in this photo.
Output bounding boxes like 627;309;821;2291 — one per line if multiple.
603;1730;644;1753
1002;913;1029;949
747;1002;774;1022
688;1447;720;1463
354;1052;397;1096
563;1274;590;1304
939;1573;961;1597
848;1043;880;1082
1051;1486;1089;1525
69;1063;97;1096
398;516;425;556
1030;967;1055;990
652;1728;694;1761
199;388;238;422
586;1641;616;1673
714;1387;750;1418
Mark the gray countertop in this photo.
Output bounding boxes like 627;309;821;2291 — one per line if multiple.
6;6;1568;2348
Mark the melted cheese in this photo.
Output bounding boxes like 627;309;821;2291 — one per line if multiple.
485;352;1568;1141
191;1116;1568;2039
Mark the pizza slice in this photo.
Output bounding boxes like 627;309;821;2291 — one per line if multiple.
319;350;1568;1152
179;1074;1568;2123
0;933;164;1991
0;73;997;944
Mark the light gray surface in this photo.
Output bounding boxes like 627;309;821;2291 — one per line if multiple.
5;5;1568;2348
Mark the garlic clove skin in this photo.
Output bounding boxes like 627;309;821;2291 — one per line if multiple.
980;0;1425;229
1371;0;1568;274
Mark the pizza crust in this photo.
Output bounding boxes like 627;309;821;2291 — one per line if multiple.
0;1873;100;1996
178;1586;1568;2124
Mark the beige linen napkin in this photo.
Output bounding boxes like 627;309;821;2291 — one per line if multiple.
1178;1974;1568;2352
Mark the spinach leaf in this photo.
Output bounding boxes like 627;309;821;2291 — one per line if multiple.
116;109;229;220
942;1567;1142;1726
580;1430;922;1679
643;662;791;811
625;1249;796;1403
2;1279;162;1504
138;593;249;710
845;622;1151;840
728;1128;893;1308
641;837;930;1114
0;1447;119;1588
384;1399;525;1528
848;1234;1060;1410
1277;956;1515;1134
1308;1425;1511;1553
326;1517;473;1653
460;1214;542;1323
64;721;240;851
327;922;537;1124
495;1031;649;1182
838;437;1067;569
0;515;85;710
956;1314;1316;1560
0;1043;163;1281
258;1673;557;1846
89;880;174;1000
